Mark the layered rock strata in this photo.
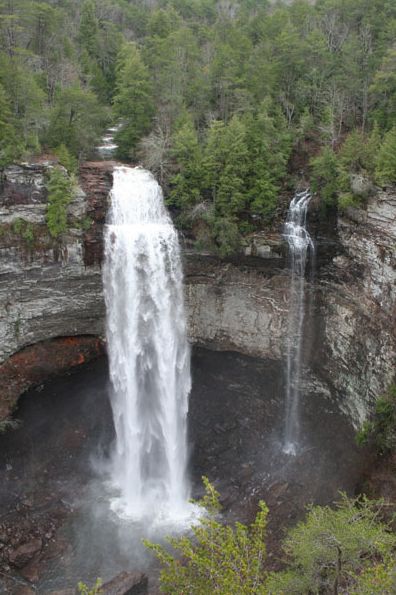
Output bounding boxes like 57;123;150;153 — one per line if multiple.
0;161;112;417
0;161;395;429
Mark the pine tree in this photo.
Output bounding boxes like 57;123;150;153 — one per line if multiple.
169;116;202;208
79;0;99;57
203;116;249;217
113;43;154;160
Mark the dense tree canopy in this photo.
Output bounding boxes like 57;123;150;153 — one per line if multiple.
1;0;396;250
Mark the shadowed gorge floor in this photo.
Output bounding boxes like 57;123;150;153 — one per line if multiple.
0;349;368;592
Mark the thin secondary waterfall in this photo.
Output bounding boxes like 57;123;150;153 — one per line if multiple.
103;166;191;521
283;190;314;456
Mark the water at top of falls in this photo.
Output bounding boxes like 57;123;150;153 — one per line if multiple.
283;189;314;456
103;166;197;525
284;189;314;256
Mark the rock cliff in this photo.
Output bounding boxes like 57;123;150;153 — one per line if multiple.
0;162;395;428
0;161;111;417
321;191;396;424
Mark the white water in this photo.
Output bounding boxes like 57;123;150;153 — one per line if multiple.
96;125;120;158
103;166;192;522
283;190;314;456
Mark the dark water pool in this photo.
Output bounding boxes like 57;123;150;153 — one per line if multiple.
0;348;368;592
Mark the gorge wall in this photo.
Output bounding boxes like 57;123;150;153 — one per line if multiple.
0;162;394;427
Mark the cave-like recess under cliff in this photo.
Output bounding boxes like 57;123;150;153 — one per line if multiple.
0;160;395;427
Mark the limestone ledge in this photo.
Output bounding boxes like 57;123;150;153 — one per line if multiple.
0;160;395;429
321;189;396;425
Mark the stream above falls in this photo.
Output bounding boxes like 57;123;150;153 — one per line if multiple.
0;348;369;593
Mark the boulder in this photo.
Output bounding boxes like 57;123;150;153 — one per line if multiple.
101;571;148;595
8;538;42;568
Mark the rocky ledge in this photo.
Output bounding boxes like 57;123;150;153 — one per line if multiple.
0;160;395;430
0;161;113;417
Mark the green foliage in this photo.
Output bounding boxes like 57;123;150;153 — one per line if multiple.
146;477;269;594
169;115;202;209
310;147;339;208
356;385;396;455
338;130;371;174
76;217;93;232
77;578;102;595
55;144;78;175
206;213;241;258
1;0;396;237
338;192;360;211
113;43;154;160
46;166;73;238
47;85;107;158
79;0;99;58
266;494;396;595
350;557;396;594
11;218;35;245
244;102;291;220
376;126;396;186
0;83;22;166
147;481;396;595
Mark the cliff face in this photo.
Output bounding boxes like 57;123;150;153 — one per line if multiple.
321;191;396;424
184;254;289;360
0;162;395;428
0;162;111;417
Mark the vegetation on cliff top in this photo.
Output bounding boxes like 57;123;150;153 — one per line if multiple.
1;0;396;252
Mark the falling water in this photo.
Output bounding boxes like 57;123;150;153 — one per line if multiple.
103;166;192;521
283;190;314;456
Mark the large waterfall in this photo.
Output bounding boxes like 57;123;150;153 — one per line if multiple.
283;190;314;455
103;166;191;521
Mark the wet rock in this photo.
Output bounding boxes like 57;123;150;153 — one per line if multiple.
0;336;104;420
184;254;289;360
101;571;148;595
19;556;41;582
8;538;42;568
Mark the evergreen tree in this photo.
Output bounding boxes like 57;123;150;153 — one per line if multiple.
310;147;339;207
79;0;99;57
244;103;291;220
113;43;154;160
203;116;249;217
47;84;106;158
169;116;202;208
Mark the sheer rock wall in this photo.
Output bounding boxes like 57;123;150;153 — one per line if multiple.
0;162;395;427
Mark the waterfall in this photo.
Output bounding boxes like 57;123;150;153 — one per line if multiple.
283;190;314;456
103;166;191;521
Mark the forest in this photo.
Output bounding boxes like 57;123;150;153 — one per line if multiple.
1;0;396;254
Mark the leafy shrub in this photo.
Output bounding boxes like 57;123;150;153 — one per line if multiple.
350;558;396;594
265;494;396;594
77;578;102;594
145;477;269;594
11;218;35;245
147;481;396;595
